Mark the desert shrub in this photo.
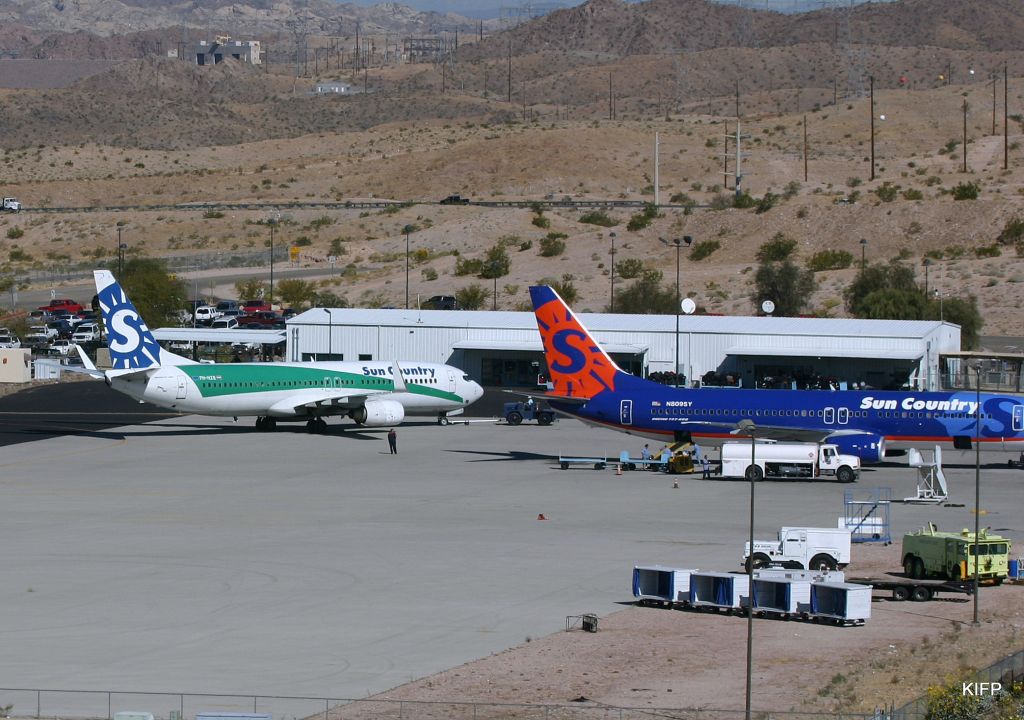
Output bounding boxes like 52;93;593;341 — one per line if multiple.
755;192;778;214
756;233;797;262
975;245;1001;258
846;176;863;188
902;188;924;201
518;239;533;251
615;257;644;279
578;210;616;227
875;183;898;202
539;234;566;257
532;215;551;229
708;193;732;210
732;191;757;209
9;247;32;261
690;240;721;261
626;203;659;231
421;267;438;281
997;217;1024;245
951;182;979;200
6;226;24;239
456;284;489;310
670;192;695;205
294;235;312;247
807;249;854;271
202;210;224;219
454;257;483;276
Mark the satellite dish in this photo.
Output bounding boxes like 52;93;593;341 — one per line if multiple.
681;298;696;315
761;300;775;315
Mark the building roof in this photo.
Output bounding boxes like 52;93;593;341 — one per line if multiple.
292;307;950;340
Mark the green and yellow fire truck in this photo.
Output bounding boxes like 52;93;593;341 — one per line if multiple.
902;523;1011;584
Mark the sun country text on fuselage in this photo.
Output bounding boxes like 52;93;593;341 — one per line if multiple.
528;285;1024;462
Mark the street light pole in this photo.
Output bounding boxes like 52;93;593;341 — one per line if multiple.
325;308;332;361
859;238;867;270
609;231;617;312
923;258;930;297
739;419;757;720
973;363;982;627
116;225;124;277
661;236;692;388
403;224;413;310
268;218;276;304
869;75;875;182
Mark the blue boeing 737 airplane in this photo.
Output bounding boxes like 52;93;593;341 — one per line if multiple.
529;285;1024;462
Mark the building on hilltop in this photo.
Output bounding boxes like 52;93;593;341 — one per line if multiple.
186;37;262;66
310;82;353;95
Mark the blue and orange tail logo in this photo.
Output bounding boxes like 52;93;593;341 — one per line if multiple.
94;270;162;370
529;286;621;399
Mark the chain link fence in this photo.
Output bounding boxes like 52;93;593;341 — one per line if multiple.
0;688;881;720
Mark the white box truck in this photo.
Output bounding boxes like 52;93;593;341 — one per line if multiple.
2;197;21;212
743;526;852;572
720;441;860;483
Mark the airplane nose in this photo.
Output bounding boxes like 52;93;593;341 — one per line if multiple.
472;381;484;401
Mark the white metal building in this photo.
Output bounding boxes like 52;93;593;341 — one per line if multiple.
285;308;960;391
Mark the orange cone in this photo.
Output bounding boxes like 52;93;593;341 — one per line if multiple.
537;513;547;521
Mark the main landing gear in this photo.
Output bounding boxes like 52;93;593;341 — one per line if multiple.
305;417;328;434
255;416;277;431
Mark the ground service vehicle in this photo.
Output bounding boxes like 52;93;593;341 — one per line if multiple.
2;197;21;212
504;400;555;426
720;441;860;483
744;527;852;572
902;522;1011;583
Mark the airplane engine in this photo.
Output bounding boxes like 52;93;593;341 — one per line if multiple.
828;433;886;463
351;399;405;427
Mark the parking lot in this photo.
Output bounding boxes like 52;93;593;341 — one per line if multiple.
1;403;1022;704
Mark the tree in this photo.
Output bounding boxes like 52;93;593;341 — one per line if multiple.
547;274;578;305
276;279;317;309
856;287;928;320
611;270;678;314
120;257;186;328
751;258;816;316
480;244;510;279
932;295;982;350
235;278;268;302
756;232;798;262
456;284;490;310
843;261;918;315
314;290;348;308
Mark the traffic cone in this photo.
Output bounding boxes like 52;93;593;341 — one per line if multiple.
537;513;547;521
616;464;622;476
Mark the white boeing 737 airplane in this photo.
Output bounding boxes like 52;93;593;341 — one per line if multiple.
82;270;483;432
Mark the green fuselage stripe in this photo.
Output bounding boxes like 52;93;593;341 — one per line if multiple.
179;365;463;403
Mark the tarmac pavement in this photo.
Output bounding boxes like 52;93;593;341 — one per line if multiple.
0;398;1021;708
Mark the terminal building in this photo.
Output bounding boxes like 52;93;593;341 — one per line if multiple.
284;308;961;391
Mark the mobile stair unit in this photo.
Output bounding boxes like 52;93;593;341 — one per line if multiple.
633;565;697;606
689;571;749;612
809;582;872;626
841;487;892;543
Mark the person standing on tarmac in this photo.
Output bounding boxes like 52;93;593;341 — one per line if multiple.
387;428;398;454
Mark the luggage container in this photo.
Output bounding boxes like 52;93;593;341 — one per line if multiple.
810;582;872;625
689;571;749;611
750;577;811;617
632;565;697;606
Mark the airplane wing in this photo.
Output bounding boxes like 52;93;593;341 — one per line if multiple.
502;389;590;405
267;388;384;415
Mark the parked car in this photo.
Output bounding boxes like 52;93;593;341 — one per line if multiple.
0;332;22;348
240;311;284;328
440;194;470;205
29;309;54;322
71;323;101;343
216;299;240;313
38;298;84;314
46;320;73;338
242;299;272;313
50;310;80;327
193;305;222;325
211;317;239;330
48;339;75;356
220;308;244;319
25;325;57;348
424;295;458;310
281;307;298;319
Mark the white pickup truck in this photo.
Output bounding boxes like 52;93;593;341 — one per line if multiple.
25;325;57;346
2;197;21;212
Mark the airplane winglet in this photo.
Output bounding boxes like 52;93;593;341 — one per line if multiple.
75;343;96;371
392;361;408;392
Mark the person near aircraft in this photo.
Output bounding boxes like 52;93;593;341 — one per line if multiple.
388;428;398;454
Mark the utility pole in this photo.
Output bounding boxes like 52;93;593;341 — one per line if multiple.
654;132;660;208
507;39;512;103
869;75;875;181
803;115;808;182
963;99;969;173
1005;61;1009;171
608;73;613;120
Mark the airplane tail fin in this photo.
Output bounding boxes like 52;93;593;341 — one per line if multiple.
93;270;165;370
529;285;624;400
